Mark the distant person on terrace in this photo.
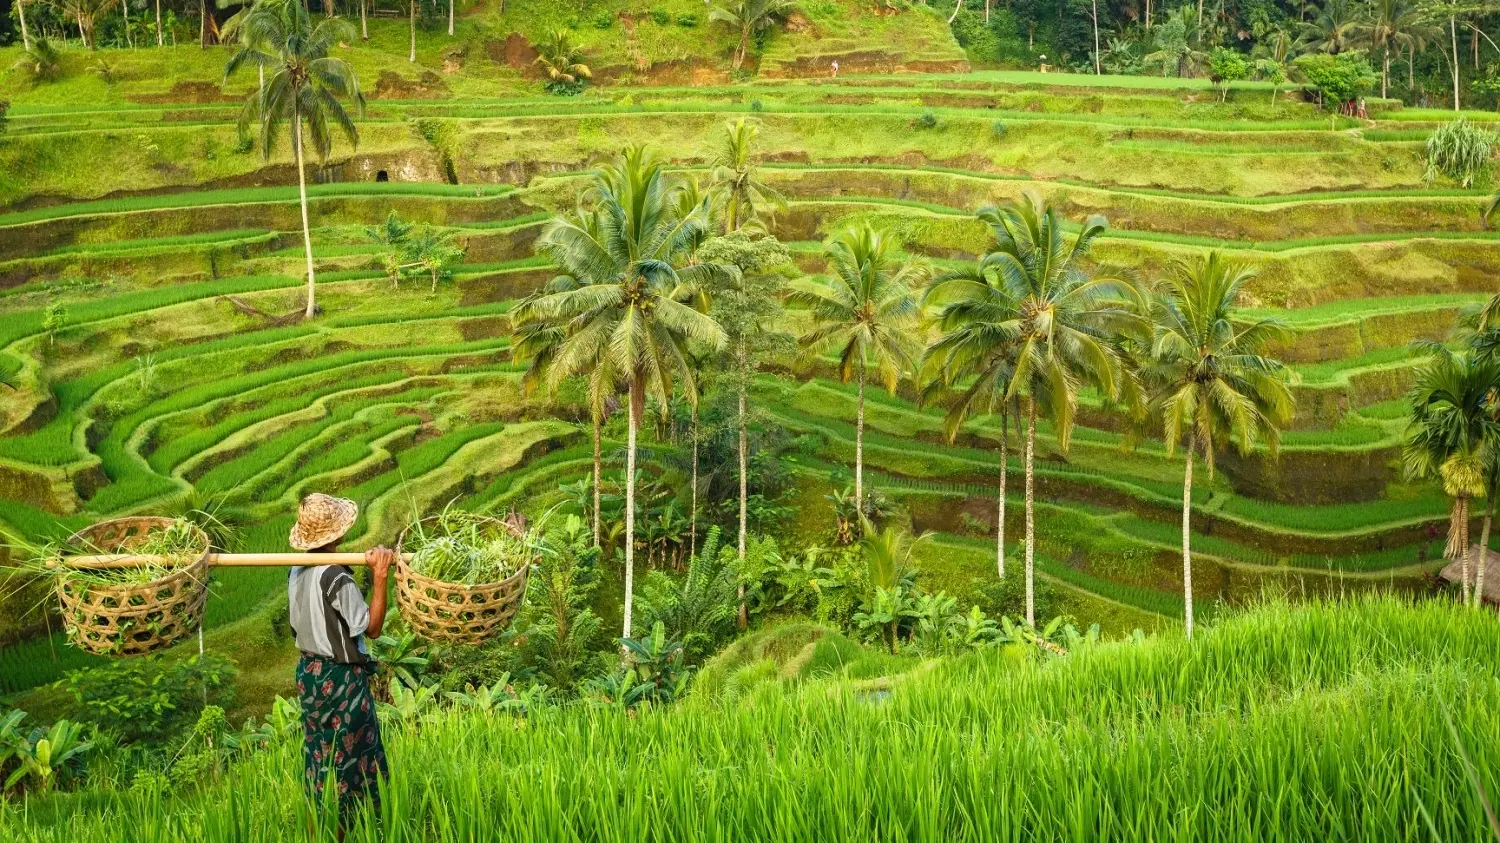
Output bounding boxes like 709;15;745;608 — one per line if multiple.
286;493;396;828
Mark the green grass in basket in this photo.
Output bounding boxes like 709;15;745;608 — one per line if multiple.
403;510;532;586
5;518;206;589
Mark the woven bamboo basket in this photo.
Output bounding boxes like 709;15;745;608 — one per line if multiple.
395;515;531;645
57;517;211;656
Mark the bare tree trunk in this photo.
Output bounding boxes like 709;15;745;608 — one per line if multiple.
200;0;206;48
1146;0;1151;29
623;381;641;640
1024;397;1036;628
1182;436;1195;639
735;28;748;70
18;0;32;52
592;412;602;545
1452;16;1462;112
123;0;133;49
737;379;749;629
1475;491;1494;609
361;0;368;40
985;0;990;23
948;0;962;24
689;403;698;559
78;13;90;49
410;0;417;63
295;109;318;320
1092;0;1101;75
1197;0;1203;31
855;371;865;514
1408;43;1415;90
1382;51;1389;100
996;404;1007;578
449;0;455;36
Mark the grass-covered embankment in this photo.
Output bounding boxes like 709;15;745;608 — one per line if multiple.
2;596;1496;841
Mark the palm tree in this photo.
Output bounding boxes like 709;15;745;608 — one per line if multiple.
790;224;924;512
226;1;364;320
534;29;593;89
1299;0;1362;54
1354;0;1424;98
922;255;1022;581
707;118;786;233
709;0;795;71
1141;253;1293;638
1404;346;1500;606
404;226;465;293
970;191;1142;627
510;148;733;640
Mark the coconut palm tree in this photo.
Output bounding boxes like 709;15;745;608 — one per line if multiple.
790;224;924;513
921;256;1023;581
970;191;1142;627
1403;345;1500;605
709;0;795;71
1141;253;1293;638
534;29;592;90
1299;0;1362;54
707;118;786;234
510;147;733;640
226;1;363;320
1354;0;1425;98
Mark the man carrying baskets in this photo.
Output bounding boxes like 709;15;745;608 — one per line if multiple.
287;493;397;826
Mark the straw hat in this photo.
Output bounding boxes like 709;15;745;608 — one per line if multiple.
289;494;359;551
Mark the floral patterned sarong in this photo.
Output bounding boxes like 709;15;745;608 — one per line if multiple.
296;654;388;820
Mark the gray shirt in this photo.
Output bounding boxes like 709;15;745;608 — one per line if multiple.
287;565;372;664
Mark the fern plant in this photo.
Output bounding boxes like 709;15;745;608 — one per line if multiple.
635;527;740;660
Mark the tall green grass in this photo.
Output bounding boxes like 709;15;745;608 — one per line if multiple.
3;597;1496;842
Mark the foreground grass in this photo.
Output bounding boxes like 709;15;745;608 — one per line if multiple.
3;596;1496;842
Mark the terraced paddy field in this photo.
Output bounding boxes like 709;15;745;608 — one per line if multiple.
1;56;1496;712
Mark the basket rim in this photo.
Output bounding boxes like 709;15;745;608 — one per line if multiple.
59;517;212;596
395;513;533;592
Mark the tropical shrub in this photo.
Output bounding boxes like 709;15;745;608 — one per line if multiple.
1424;118;1497;188
1207;47;1249;102
1293;51;1377;111
62;655;236;745
637;527;740;660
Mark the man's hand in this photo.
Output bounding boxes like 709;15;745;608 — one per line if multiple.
365;546;395;579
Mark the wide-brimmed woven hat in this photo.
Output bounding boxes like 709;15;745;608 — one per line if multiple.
289;494;359;551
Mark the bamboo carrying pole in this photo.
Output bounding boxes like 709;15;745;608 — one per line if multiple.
51;552;414;570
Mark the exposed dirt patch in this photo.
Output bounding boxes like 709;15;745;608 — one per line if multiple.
487;32;539;70
128;81;241;104
456;315;509;341
762;51;970;79
784;12;815;34
373;70;450;100
593;58;731;86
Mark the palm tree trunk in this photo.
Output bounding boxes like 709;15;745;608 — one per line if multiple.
737;378;749;629
1382;50;1389;100
1024;396;1036;628
410;0;417;63
294;109;318;320
448;0;455;35
361;0;368;40
1181;435;1196;639
592;412;602;545
1145;0;1151;29
18;0;31;52
1407;43;1415;90
948;0;962;25
1474;490;1494;608
996;403;1007;578
1091;0;1101;75
123;0;133;49
855;370;865;516
623;381;641;640
1197;0;1203;30
199;0;206;48
78;13;90;49
985;0;990;23
1456;496;1472;604
689;403;699;559
736;26;748;70
1452;16;1462;112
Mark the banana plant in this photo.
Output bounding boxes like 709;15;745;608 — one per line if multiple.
377;681;440;724
6;719;94;793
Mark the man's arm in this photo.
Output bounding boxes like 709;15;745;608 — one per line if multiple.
364;547;394;639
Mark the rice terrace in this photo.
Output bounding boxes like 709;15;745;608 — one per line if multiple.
2;0;1500;839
